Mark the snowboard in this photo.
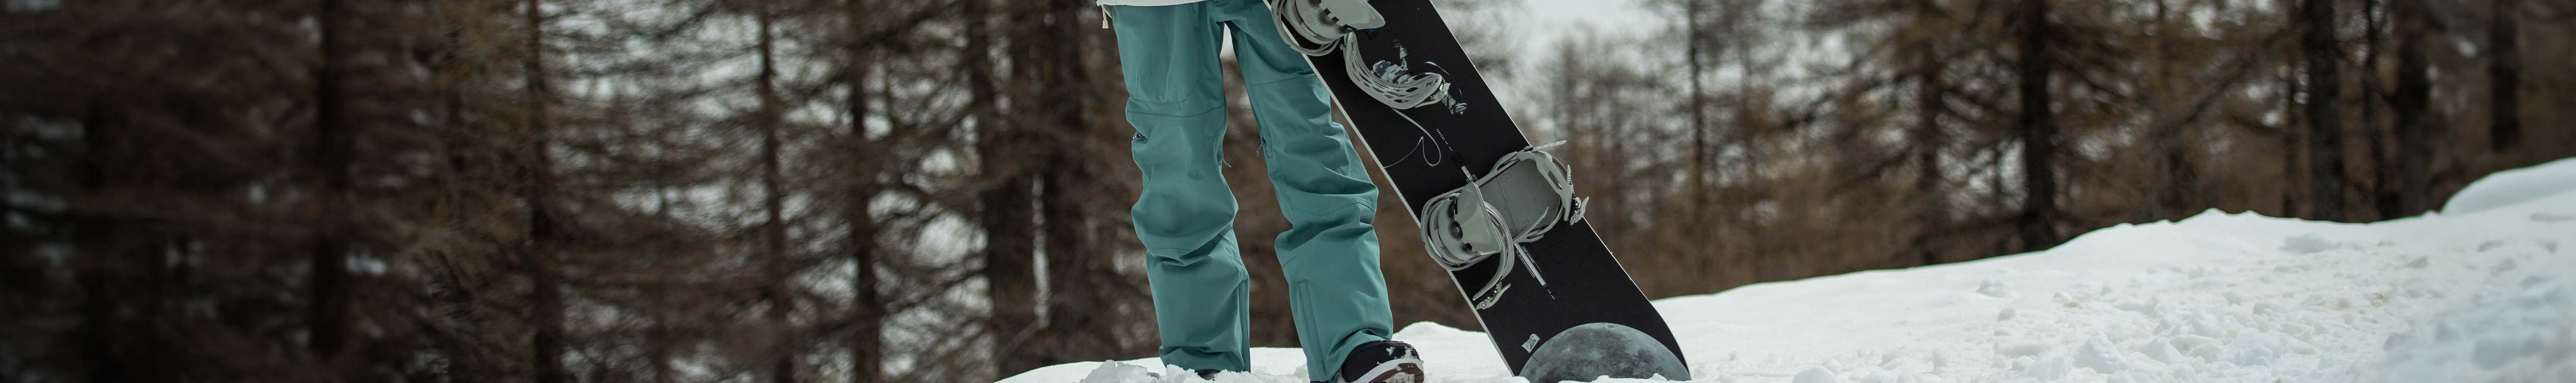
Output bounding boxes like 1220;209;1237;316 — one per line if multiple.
1261;1;1692;381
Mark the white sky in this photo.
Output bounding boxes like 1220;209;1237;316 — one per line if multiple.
1508;0;1660;53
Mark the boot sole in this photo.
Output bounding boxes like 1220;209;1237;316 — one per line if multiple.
1347;358;1423;383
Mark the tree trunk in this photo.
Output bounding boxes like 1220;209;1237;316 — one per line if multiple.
433;2;497;379
2279;66;2303;217
75;102;136;383
309;0;354;361
1911;0;1944;266
429;5;492;378
2148;0;2197;221
2363;0;2400;221
1040;0;1111;365
2391;0;2431;216
2302;0;2348;222
2487;0;2520;151
968;0;1043;376
2015;0;2059;251
844;1;884;382
650;283;675;383
755;2;799;381
982;160;1041;373
1687;0;1707;200
520;1;567;382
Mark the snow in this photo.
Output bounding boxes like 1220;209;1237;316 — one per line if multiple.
1005;158;2576;383
2443;157;2576;215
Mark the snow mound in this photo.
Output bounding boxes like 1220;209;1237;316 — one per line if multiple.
1005;159;2576;382
2443;157;2576;215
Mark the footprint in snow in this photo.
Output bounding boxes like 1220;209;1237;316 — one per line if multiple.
2281;233;2338;254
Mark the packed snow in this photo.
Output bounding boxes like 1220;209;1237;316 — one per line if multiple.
2444;157;2576;215
1002;159;2576;383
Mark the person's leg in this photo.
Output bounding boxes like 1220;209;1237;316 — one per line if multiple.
1212;0;1394;379
1110;3;1251;373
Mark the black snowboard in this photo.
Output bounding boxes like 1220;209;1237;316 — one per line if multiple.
1262;0;1691;380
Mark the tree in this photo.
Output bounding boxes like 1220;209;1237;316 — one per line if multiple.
2301;0;2348;222
1910;0;1948;266
1038;0;1126;365
518;0;569;380
520;0;568;380
2390;0;2432;216
966;0;1043;376
1687;0;1710;198
842;0;886;380
419;1;516;379
14;0;2576;381
2016;0;2059;251
754;0;799;380
309;0;355;362
2363;0;2398;220
2144;0;2194;221
2488;0;2521;151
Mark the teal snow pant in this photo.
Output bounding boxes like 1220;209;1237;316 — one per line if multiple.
1108;0;1393;379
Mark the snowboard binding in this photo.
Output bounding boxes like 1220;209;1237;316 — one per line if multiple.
1273;0;1384;50
1267;0;1463;167
1420;142;1587;308
1256;1;1692;376
1269;0;1445;112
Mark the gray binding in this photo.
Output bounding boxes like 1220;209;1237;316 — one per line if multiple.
1267;1;1579;308
1271;0;1452;111
1419;142;1587;307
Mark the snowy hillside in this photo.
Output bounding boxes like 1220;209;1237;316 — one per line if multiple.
1003;158;2576;383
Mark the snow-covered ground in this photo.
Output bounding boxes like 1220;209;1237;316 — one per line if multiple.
1003;158;2576;383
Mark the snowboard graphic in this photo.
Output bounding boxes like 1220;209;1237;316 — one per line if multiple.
1263;0;1692;380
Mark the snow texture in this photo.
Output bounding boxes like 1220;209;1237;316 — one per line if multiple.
2443;157;2576;214
1005;158;2576;382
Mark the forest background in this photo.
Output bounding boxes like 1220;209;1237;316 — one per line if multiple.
2;0;2571;381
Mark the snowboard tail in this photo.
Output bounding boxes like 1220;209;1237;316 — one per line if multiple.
1264;0;1692;380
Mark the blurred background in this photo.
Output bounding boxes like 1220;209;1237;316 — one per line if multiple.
1;0;2569;381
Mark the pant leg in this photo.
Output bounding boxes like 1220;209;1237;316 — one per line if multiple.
1213;0;1395;379
1109;4;1251;373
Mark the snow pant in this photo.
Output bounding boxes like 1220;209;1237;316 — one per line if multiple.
1108;0;1393;379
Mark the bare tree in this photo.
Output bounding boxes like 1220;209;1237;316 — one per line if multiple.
2391;0;2432;215
8;1;2576;381
965;0;1043;377
1910;0;1949;266
843;0;886;380
2017;0;2060;250
1039;0;1128;365
2488;0;2521;151
2302;0;2349;221
309;0;355;362
753;0;799;381
519;1;569;382
1687;0;1710;198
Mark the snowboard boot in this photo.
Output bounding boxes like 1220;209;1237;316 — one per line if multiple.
1325;340;1424;383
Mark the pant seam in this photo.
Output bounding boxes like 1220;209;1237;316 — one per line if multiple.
1128;103;1228;118
1285;200;1374;224
1246;75;1321;88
